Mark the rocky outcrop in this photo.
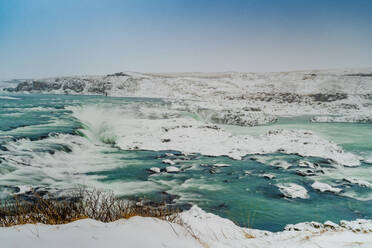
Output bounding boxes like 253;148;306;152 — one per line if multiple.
209;109;277;126
62;79;86;93
15;80;62;91
311;115;372;123
311;181;342;194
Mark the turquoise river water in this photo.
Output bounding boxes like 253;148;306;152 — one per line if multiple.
0;93;371;231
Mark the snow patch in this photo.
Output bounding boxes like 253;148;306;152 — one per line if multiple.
311;181;342;194
277;183;309;199
165;166;180;173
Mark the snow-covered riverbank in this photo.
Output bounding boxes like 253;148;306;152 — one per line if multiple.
1;206;372;248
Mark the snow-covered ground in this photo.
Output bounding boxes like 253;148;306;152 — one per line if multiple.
1;206;372;248
4;69;372;123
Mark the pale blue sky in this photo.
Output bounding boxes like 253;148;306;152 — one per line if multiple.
1;0;372;78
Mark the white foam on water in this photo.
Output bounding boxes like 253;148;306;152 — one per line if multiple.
310;165;372;201
0;96;20;100
180;178;224;191
0;132;162;196
2;103;369;203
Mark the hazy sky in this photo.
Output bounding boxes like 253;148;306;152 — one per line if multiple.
1;0;372;78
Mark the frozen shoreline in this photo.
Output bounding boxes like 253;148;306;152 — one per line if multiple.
1;206;372;248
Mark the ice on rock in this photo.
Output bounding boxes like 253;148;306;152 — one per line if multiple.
311;181;342;194
324;221;340;230
340;219;372;233
165;166;180;173
162;159;176;165
148;167;161;173
16;185;33;195
343;178;372;188
262;173;275;179
213;163;231;167
277;183;309;199
285;221;324;232
298;160;317;168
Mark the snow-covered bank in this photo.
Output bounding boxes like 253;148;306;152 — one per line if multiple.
1;206;372;248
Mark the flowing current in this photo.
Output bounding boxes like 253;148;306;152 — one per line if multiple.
1;93;372;231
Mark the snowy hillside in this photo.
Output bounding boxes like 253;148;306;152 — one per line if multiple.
4;69;372;123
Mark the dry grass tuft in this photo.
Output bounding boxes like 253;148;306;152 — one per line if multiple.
243;231;255;239
0;189;180;227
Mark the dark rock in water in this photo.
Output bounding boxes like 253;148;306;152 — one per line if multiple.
262;174;276;179
4;87;15;92
0;145;9;151
200;163;210;167
159;191;180;203
213;203;228;210
296;169;316;177
244;170;252;175
164;152;176;157
317;169;325;174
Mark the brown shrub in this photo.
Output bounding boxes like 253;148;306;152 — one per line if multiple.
0;189;179;227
